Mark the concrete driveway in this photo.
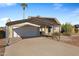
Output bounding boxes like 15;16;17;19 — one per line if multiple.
4;37;79;56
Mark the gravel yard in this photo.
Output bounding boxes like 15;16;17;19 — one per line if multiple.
60;35;79;47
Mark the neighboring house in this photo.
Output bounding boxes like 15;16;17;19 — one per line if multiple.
74;24;79;33
6;16;61;40
0;27;6;31
74;24;79;29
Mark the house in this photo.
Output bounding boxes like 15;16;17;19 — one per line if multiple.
74;24;79;33
6;16;61;44
74;24;79;29
0;27;6;31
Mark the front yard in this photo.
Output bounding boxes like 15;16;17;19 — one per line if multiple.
60;35;79;47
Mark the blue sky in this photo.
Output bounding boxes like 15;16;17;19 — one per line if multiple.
0;3;79;27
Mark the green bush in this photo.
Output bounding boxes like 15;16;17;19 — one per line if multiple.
61;23;73;36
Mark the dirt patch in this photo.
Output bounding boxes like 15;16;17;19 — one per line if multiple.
60;35;79;47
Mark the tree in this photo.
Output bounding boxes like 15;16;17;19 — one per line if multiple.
21;3;27;19
61;23;73;36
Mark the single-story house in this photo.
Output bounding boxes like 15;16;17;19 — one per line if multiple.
74;24;79;33
6;16;61;44
74;24;79;29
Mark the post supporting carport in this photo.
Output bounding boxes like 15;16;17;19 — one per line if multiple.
59;25;61;41
6;25;13;45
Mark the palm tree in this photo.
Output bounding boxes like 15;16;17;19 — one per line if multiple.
21;3;27;19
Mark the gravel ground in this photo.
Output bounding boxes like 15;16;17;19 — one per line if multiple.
60;35;79;47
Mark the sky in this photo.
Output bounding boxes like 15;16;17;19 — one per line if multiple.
0;3;79;27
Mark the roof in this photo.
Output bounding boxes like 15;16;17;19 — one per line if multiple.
74;24;79;28
6;16;61;26
28;16;61;25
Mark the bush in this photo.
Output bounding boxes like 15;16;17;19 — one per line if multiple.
63;32;71;36
52;32;60;36
74;28;79;33
51;32;60;41
61;23;73;36
0;30;5;39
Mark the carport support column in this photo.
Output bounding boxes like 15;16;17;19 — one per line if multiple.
6;25;13;45
44;26;47;35
52;25;54;34
59;25;61;41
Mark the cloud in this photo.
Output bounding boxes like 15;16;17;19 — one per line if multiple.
53;3;63;10
72;8;79;16
67;8;79;19
64;8;79;25
65;8;79;19
0;17;10;26
0;17;9;21
0;3;16;7
0;17;10;24
52;3;68;11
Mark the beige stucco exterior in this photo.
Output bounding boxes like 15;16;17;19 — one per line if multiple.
6;25;13;39
40;25;60;36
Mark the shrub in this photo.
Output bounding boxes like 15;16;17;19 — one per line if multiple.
63;32;71;36
74;28;78;33
52;32;60;36
51;32;60;41
0;30;5;39
61;23;73;36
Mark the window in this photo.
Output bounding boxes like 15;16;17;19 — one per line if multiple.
48;27;51;32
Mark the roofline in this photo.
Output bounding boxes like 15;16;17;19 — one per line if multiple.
6;16;61;26
6;19;28;26
29;16;61;25
53;18;61;25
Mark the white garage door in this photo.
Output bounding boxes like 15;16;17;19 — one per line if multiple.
13;25;40;38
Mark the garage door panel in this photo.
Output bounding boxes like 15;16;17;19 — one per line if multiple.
13;26;40;38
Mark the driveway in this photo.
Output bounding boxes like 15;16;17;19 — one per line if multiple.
0;39;6;56
4;37;79;56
